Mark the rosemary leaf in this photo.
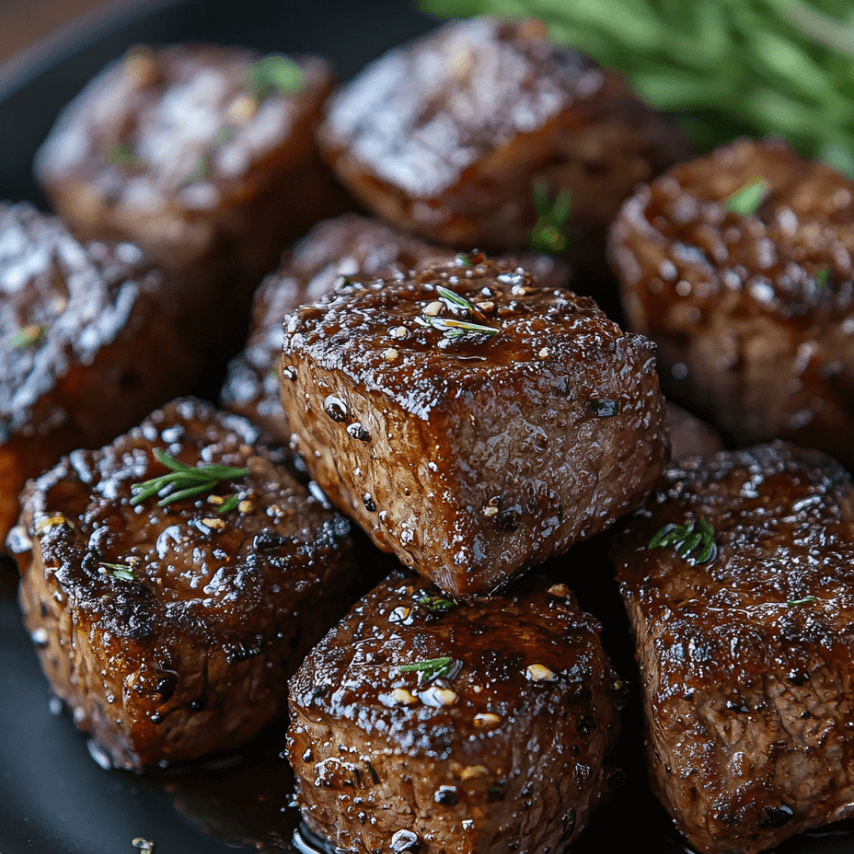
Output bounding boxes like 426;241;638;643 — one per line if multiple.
725;178;769;215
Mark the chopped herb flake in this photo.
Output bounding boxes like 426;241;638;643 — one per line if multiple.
787;596;816;607
105;145;147;168
456;253;473;267
437;286;475;311
529;180;571;254
214;126;235;145
649;517;716;564
100;563;135;581
398;656;460;681
817;267;831;289
249;55;304;101
217;494;241;514
8;324;44;349
180;152;211;186
130;448;248;508
417;595;458;613
725;178;769;215
589;399;620;417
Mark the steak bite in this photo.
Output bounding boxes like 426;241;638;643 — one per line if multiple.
612;442;854;854
221;214;570;442
12;398;357;771
280;256;668;597
35;44;349;341
288;571;625;854
609;137;854;463
0;202;198;547
319;17;689;266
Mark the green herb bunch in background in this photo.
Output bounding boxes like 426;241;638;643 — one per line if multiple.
421;0;854;176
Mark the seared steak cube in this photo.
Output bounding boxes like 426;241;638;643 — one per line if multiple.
35;44;349;341
0;202;198;547
221;214;569;442
610;137;854;463
665;402;722;462
612;442;854;853
319;17;689;266
280;257;668;597
288;572;625;854
13;398;357;771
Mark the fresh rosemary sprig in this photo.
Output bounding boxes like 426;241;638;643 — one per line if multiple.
529;180;571;254
217;494;241;514
787;596;816;607
648;517;716;563
398;656;459;680
131;449;248;508
8;324;44;349
725;178;769;215
249;55;304;102
436;286;476;311
420;0;854;176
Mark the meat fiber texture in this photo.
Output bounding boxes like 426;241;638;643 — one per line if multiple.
288;571;625;854
221;214;570;443
35;44;351;350
0;202;198;548
280;256;668;597
612;442;854;853
13;398;357;770
609;137;854;464
319;17;689;270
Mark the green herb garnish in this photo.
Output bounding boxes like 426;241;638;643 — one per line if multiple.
8;324;44;349
417;595;458;613
589;399;620;417
725;178;769;215
131;448;248;508
249;55;304;102
100;563;135;581
180;152;211;186
398;656;458;680
787;596;816;607
437;286;476;311
417;316;498;339
817;267;831;289
529;180;571;254
217;494;241;514
649;518;716;563
456;253;474;267
105;145;147;168
214;126;235;145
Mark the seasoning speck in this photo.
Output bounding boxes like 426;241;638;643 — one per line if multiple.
390;326;409;339
391;688;417;705
538;347;550;359
526;664;557;682
547;583;570;598
473;712;501;728
201;518;227;530
419;687;458;707
424;301;443;317
384;348;400;363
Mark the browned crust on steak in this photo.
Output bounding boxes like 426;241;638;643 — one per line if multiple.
319;18;689;265
14;398;357;770
610;137;854;462
0;202;199;545
221;214;570;442
288;571;624;853
35;44;350;335
280;256;668;597
612;441;854;853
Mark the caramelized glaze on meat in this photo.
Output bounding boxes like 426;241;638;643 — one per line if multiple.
280;256;668;597
613;442;854;853
13;398;357;770
289;571;625;853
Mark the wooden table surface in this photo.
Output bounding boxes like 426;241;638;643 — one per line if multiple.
0;0;113;66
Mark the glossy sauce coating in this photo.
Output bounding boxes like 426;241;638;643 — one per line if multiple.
13;398;357;770
280;256;668;597
613;442;854;853
610;137;854;462
288;571;625;853
36;44;350;342
319;17;689;266
221;214;570;442
0;202;198;546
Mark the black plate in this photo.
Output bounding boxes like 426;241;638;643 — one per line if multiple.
1;2;853;853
